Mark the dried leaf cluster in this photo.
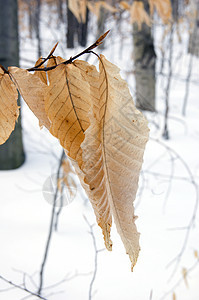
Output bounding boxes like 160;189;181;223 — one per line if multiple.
0;34;149;270
68;0;172;25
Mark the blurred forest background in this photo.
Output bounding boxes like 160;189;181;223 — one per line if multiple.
0;0;199;300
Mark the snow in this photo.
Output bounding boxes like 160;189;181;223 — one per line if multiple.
0;6;199;300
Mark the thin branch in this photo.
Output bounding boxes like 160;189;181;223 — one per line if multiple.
83;216;104;300
151;138;199;279
162;24;174;139
27;30;110;73
38;150;65;295
0;275;48;300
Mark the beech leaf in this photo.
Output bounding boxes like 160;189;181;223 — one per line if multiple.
0;67;19;145
8;67;50;129
79;55;149;270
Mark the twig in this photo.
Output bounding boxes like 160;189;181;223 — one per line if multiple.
27;30;110;73
38;150;65;295
162;24;174;139
83;215;105;300
159;259;199;300
182;54;193;116
0;275;48;300
151;138;199;279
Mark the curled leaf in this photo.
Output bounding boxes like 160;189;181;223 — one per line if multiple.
96;55;149;269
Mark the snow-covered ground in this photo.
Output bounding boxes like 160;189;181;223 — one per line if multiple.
0;7;199;300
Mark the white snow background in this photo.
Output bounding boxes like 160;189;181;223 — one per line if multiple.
0;5;199;300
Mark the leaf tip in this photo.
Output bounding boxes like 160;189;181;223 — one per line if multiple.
102;223;112;251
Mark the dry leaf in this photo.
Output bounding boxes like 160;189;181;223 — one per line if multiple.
87;1;103;19
68;0;81;22
120;1;131;10
97;55;149;270
194;249;198;259
8;67;50;129
87;1;117;20
34;57;47;84
149;0;172;24
172;292;176;300
58;159;77;199
74;60;113;250
0;67;19;145
45;62;91;160
74;56;149;269
79;0;87;23
130;1;151;29
100;1;118;14
182;267;189;288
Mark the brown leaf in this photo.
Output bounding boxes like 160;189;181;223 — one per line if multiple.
74;60;113;250
100;1;118;14
0;67;19;145
8;67;50;130
182;267;189;288
95;55;149;270
120;1;131;10
68;0;81;22
130;1;151;29
79;0;87;23
44;62;91;160
149;0;172;24
34;57;47;84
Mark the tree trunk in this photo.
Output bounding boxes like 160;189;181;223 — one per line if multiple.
188;0;199;57
171;0;179;22
132;0;156;112
96;7;108;49
78;8;89;47
34;0;41;57
66;0;78;48
0;0;25;169
57;0;63;23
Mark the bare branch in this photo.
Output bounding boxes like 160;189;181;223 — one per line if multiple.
38;150;65;295
0;275;48;300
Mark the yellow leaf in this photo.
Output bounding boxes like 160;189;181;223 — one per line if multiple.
0;67;19;145
8;67;50;130
149;0;172;24
130;1;151;29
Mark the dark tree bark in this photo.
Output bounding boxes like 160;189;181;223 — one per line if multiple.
78;8;89;47
96;7;108;49
171;0;179;22
188;1;199;57
132;0;156;112
0;0;25;169
66;0;89;48
34;0;41;57
57;0;64;23
66;0;78;48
